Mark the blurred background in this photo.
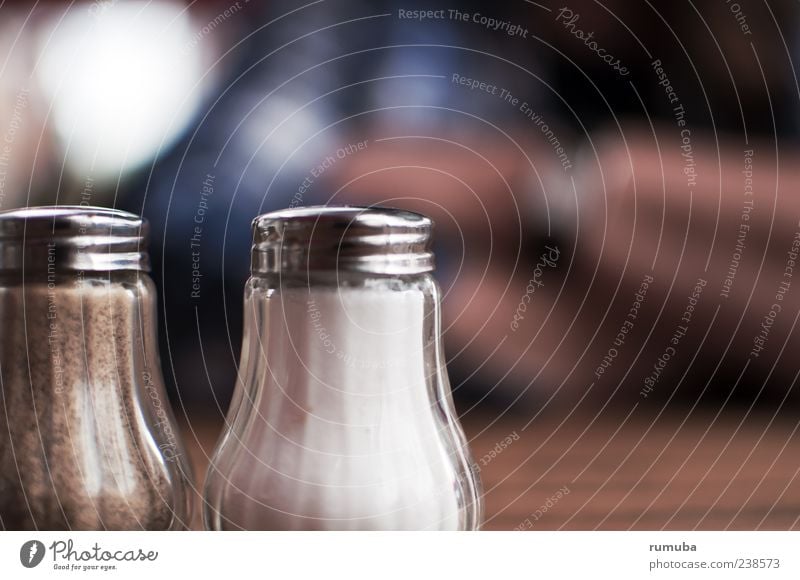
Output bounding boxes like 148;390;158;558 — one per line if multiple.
2;0;800;529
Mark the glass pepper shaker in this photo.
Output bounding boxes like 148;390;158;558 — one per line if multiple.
0;206;193;530
204;206;483;530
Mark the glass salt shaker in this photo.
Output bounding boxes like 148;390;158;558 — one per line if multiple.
204;206;483;530
0;206;193;530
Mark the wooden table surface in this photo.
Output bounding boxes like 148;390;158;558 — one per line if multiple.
180;409;800;530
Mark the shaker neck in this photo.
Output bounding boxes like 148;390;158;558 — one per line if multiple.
244;273;440;396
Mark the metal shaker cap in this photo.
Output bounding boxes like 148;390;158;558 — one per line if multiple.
0;205;150;272
251;205;434;275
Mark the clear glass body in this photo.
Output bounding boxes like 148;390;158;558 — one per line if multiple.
204;272;483;530
0;271;193;530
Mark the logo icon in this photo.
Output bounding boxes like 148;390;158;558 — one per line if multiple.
20;540;45;568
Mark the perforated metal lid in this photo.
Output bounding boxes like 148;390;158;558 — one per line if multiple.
0;205;149;272
251;206;434;275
